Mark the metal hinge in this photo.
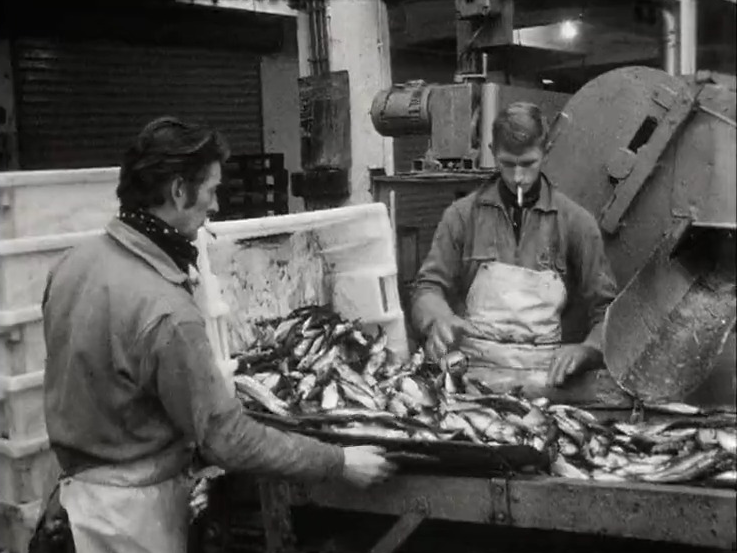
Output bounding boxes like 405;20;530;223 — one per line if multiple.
489;478;512;526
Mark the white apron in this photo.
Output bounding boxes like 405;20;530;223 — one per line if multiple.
59;443;193;552
459;261;567;394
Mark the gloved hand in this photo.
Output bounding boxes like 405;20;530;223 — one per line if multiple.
425;315;484;363
547;344;602;387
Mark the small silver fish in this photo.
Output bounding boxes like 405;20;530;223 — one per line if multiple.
551;457;591;480
364;349;387;378
716;429;737;454
339;380;380;410
321;381;341;410
297;373;317;399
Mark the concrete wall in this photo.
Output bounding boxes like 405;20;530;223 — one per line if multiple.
324;0;394;204
261;18;304;213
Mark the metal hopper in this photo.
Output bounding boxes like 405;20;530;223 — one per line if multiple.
543;66;737;404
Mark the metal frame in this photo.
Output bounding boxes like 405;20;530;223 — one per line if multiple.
264;475;736;552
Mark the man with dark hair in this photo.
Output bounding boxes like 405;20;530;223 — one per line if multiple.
41;117;394;552
411;102;617;393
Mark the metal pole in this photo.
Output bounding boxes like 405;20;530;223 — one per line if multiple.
679;0;698;75
662;6;678;75
479;82;499;169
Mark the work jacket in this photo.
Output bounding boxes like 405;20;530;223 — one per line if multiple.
411;174;618;349
43;217;344;484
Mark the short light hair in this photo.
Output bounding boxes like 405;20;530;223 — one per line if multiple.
491;102;549;154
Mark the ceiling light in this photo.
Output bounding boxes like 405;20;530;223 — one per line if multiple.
560;20;579;40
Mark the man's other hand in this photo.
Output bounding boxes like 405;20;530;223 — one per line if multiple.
341;446;396;488
426;315;485;363
547;344;602;387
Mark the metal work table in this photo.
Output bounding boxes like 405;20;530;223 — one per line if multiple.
257;474;736;553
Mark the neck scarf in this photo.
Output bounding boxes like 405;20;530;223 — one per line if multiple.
118;208;199;274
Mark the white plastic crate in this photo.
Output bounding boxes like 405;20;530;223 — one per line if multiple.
0;499;41;553
0;306;45;377
0;167;119;239
206;203;409;361
0;436;57;504
0;230;102;312
0;371;45;441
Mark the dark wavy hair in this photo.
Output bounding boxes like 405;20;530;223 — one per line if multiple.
117;116;230;210
491;102;549;155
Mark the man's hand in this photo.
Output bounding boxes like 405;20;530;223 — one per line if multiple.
341;445;396;488
426;315;484;363
547;344;602;387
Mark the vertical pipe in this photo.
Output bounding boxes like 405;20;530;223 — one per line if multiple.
662;6;678;75
680;0;698;75
479;82;499;169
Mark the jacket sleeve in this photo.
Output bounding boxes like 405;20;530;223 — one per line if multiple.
411;203;466;336
143;315;345;482
568;209;618;351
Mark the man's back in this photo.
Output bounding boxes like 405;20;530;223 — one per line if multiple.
43;219;200;477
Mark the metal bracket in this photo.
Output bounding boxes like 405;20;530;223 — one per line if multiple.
368;497;429;553
488;478;512;526
599;86;697;235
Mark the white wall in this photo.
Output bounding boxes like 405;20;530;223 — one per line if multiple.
261;19;305;213
298;0;394;205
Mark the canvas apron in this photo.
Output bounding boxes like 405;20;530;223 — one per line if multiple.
58;442;193;552
459;261;567;394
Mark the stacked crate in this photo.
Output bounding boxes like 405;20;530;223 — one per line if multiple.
216;154;289;221
0;168;118;553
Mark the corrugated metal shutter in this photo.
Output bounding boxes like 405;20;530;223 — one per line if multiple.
14;37;263;169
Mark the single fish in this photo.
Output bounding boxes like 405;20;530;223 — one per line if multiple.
234;374;290;417
273;317;302;344
552;413;587;446
557;435;580;457
709;470;737;487
333;361;375;397
339;380;381;410
440;412;484;444
297;373;317;399
640;449;725;484
387;395;410;418
643;402;703;416
331;423;408;440
364;349;388;378
716;429;737;454
551;457;591;480
591;470;629;482
369;327;388;356
320;381;341;410
399;376;436;408
293;335;317;360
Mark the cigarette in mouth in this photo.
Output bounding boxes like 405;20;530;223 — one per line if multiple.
517;185;523;207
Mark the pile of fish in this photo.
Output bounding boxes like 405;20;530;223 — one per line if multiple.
231;305;737;488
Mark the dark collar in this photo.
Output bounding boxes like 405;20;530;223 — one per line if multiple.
106;217;190;285
476;172;559;213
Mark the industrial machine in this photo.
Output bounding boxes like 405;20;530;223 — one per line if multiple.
370;66;737;409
